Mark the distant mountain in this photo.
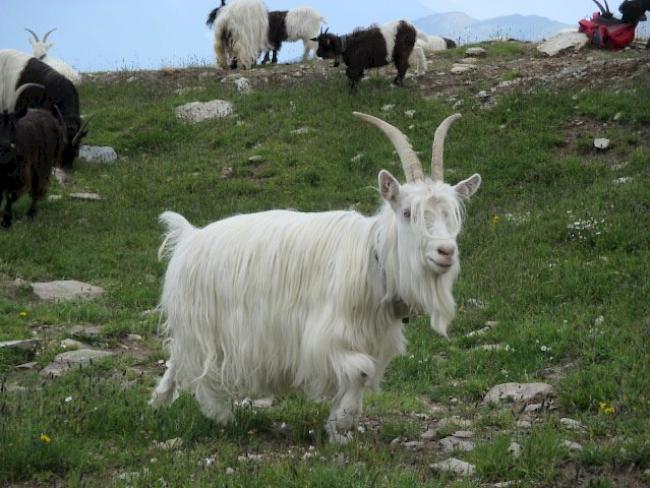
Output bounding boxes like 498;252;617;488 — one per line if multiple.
413;12;573;43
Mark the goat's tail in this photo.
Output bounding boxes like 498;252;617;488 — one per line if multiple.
158;211;195;261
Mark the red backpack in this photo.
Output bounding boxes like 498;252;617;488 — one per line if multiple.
579;12;638;49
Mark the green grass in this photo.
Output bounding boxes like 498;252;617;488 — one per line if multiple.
1;46;649;486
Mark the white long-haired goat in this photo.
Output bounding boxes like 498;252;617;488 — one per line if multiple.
25;29;82;86
213;0;270;69
150;113;482;443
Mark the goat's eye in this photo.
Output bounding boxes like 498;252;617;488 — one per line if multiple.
402;208;411;219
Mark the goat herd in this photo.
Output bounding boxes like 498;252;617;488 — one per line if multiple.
207;0;455;87
0;0;485;444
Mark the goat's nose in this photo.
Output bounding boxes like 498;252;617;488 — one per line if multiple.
437;244;456;258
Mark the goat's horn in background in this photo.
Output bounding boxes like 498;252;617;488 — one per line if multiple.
42;28;57;42
431;114;461;182
25;28;40;42
591;0;608;14
353;112;424;184
12;83;45;111
71;113;95;146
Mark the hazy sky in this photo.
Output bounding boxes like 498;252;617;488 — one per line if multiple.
0;1;598;72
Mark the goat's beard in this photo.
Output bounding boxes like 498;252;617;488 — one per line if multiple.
398;264;459;339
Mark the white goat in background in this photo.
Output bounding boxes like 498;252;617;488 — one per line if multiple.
25;28;82;85
213;0;270;69
150;113;481;443
262;6;327;64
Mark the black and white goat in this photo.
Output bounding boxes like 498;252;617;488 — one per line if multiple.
0;49;88;168
261;7;326;64
618;0;650;23
313;20;418;89
0;84;65;228
25;28;82;85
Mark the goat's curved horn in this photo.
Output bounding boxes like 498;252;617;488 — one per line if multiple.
12;83;45;111
42;28;57;42
70;113;95;146
603;0;611;13
430;113;461;182
353;112;424;183
591;0;608;14
25;28;40;42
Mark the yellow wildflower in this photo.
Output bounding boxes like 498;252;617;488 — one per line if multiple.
39;433;51;443
598;401;615;415
18;311;28;318
492;215;501;226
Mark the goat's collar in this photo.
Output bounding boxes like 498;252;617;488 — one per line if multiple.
373;250;410;322
38;54;46;61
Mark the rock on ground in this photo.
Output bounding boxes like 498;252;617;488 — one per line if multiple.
430;457;476;476
465;47;487;57
79;145;118;163
482;382;554;405
0;339;40;351
175;100;234;123
40;349;116;377
439;434;475;453
538;32;588;56
31;280;105;303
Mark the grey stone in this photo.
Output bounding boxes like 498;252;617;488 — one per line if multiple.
452;431;474;439
483;382;554;405
516;420;532;429
404;441;425;451
0;339;39;351
153;437;183;450
248;155;264;163
421;429;439;441
381;104;395;112
438;417;472;428
560;418;585;430
430;457;475;476
451;64;477;74
52;167;72;186
439;435;475;453
32;280;105;303
70;192;102;201
562;440;583;452
40;349;116;377
477;90;490;101
15;362;38;370
594;138;610;150
290;127;310;135
175;100;234;123
233;77;251;94
60;338;85;349
537;32;588;56
465;47;487;56
79;145;118;163
69;325;103;341
508;441;522;459
613;177;633;185
404;110;416;119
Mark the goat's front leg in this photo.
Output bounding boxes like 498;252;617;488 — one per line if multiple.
1;192;17;229
325;354;374;443
271;50;279;64
261;51;270;64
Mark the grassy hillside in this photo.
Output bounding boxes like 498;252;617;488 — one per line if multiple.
1;43;649;487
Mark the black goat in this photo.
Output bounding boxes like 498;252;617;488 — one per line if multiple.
619;0;650;23
0;86;65;228
0;49;88;169
313;21;417;90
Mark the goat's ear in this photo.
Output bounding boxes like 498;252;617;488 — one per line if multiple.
379;170;400;204
454;173;481;199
